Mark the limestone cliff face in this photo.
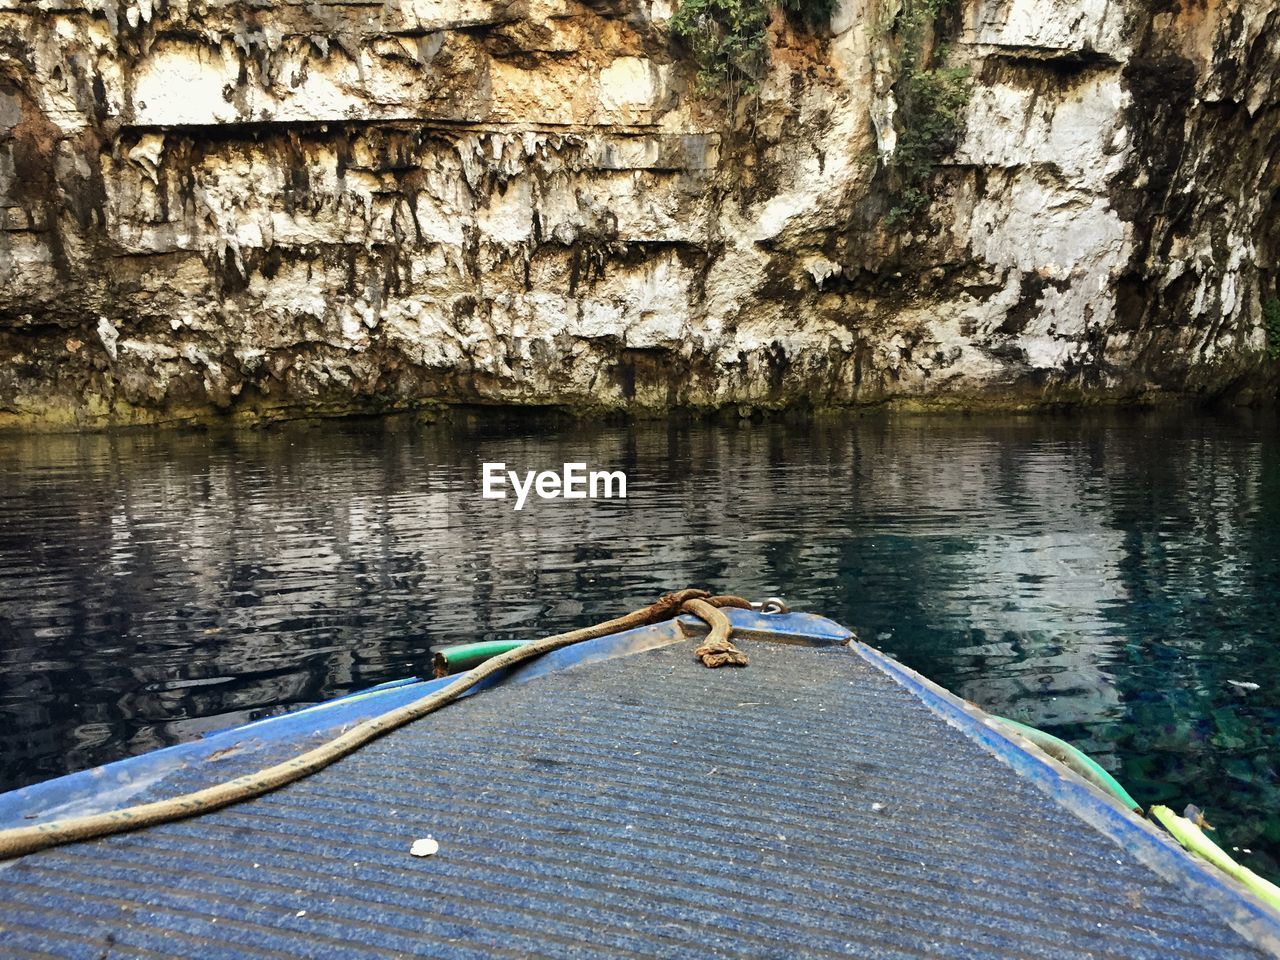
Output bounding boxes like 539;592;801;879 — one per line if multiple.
0;0;1276;427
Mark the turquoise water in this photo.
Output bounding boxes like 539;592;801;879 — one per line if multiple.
0;410;1277;877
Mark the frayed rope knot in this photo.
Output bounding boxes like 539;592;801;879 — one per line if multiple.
682;596;750;668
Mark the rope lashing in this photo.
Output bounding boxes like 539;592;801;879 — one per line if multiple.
686;596;750;667
0;588;747;860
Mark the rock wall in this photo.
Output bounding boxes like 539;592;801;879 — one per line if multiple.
0;0;1276;427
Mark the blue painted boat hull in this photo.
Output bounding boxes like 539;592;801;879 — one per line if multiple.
0;608;1277;958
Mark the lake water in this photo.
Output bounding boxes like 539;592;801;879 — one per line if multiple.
1;410;1277;878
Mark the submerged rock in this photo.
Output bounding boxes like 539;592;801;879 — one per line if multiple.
0;0;1276;428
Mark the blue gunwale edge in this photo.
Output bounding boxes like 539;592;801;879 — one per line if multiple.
852;639;1280;955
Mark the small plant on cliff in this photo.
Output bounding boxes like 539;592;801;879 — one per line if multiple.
1264;297;1280;360
670;0;771;115
883;0;971;228
780;0;839;29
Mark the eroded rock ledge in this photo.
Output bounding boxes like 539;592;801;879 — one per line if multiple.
0;0;1277;428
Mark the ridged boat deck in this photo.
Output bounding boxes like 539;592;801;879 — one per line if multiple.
0;610;1278;959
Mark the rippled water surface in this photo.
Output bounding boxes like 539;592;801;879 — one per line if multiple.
1;411;1278;876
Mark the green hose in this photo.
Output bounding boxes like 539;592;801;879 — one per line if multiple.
433;639;529;677
1151;805;1280;912
993;716;1143;813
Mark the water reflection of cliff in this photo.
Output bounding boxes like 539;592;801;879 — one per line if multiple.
0;411;1276;871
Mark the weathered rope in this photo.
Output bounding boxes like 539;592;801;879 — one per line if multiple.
686;597;750;667
0;588;745;860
